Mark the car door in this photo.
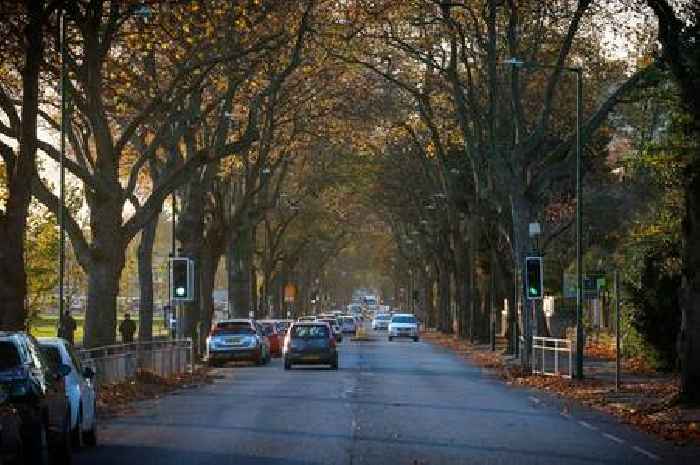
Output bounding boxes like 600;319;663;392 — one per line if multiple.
67;343;95;430
27;338;67;434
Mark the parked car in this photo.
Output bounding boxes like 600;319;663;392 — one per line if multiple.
0;331;73;465
283;322;338;370
276;320;293;337
206;320;271;366
388;314;420;342
316;318;342;343
340;316;356;334
0;391;23;465
372;313;391;330
258;321;282;357
297;315;316;322
38;338;97;447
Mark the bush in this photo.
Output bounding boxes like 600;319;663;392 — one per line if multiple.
625;249;681;371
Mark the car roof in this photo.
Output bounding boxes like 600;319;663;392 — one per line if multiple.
392;313;416;317
216;319;254;324
293;321;330;326
37;337;68;346
0;331;29;339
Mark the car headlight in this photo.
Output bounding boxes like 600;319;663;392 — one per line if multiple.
244;336;258;347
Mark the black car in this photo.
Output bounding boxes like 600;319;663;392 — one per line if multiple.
283;322;338;370
0;332;72;465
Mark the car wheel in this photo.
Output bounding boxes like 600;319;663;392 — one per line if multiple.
331;355;339;370
49;407;72;465
388;336;393;341
71;408;83;449
413;337;419;342
284;359;292;370
82;403;97;447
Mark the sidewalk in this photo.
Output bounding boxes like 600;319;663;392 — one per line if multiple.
422;331;700;446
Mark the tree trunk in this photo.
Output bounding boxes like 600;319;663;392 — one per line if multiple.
199;239;223;355
424;266;436;329
0;2;44;331
84;256;124;347
681;155;700;403
437;259;451;333
0;225;29;330
137;215;159;342
228;224;253;318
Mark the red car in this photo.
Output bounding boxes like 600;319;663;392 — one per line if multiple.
259;321;282;357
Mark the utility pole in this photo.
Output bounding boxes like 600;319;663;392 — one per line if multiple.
59;12;67;319
574;69;584;380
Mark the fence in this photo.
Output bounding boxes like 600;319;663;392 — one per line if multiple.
532;336;573;379
78;339;193;386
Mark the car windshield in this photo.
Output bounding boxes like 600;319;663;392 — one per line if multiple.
377;314;390;320
39;345;61;371
262;324;275;336
0;341;20;371
292;325;329;339
391;316;417;324
342;317;354;324
214;322;255;335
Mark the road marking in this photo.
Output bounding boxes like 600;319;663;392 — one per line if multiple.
632;446;660;461
578;420;598;431
528;396;541;404
602;433;625;444
559;412;572;419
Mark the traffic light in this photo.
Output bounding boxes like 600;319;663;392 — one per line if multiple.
170;257;194;301
525;257;543;300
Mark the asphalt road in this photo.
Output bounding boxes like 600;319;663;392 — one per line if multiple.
73;328;698;465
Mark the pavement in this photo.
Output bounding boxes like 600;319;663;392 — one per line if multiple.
73;326;699;465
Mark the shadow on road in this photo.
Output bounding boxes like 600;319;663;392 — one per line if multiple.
74;444;324;465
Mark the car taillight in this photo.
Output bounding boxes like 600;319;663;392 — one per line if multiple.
329;337;336;348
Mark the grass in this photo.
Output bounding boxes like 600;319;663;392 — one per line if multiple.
29;314;169;344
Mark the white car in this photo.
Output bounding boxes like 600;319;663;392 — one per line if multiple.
388;314;420;342
372;313;391;330
38;337;98;447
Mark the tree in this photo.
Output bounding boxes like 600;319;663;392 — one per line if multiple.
0;0;59;330
645;0;700;402
22;1;285;346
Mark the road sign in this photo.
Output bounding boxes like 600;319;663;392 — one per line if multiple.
583;276;598;299
284;284;296;303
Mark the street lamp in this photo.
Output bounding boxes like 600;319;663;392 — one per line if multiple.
59;12;68;317
506;57;584;379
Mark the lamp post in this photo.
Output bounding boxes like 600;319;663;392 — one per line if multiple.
505;58;584;378
59;12;67;318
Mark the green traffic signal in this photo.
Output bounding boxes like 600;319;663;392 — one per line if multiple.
525;257;543;300
171;258;193;301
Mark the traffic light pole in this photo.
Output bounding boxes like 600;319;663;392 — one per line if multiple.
575;69;584;380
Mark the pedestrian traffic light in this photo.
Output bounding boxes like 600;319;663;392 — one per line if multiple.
170;257;194;301
525;256;543;300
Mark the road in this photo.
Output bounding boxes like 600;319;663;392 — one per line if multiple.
74;328;696;465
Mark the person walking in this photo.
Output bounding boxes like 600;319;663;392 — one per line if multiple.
60;310;77;345
118;313;137;343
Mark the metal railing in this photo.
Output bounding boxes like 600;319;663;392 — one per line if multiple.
532;336;573;379
78;339;193;386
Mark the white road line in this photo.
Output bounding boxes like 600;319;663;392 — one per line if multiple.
559;412;572;419
578;420;598;431
632;446;660;461
602;433;625;444
528;396;541;404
